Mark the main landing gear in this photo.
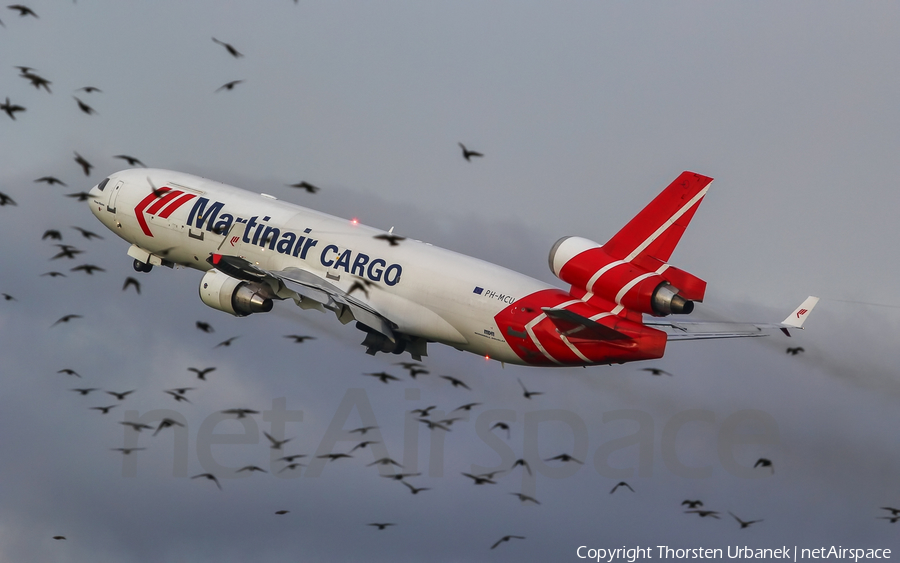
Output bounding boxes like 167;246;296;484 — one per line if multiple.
133;259;153;273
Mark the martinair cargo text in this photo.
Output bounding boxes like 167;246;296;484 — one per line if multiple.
87;170;817;366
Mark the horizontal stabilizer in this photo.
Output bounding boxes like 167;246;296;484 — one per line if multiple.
541;308;631;341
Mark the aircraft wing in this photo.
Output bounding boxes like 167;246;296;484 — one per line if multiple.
208;254;397;342
646;296;819;341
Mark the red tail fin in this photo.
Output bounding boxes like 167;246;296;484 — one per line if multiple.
603;171;713;263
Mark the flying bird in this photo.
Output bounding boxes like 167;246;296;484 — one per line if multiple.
641;367;672;376
57;368;81;377
517;378;543;399
461;472;496;485
440;375;471;390
347;279;371;298
153;418;185;436
402;482;430;495
380;472;421;481
754;458;774;472
188;366;216;380
111;447;146;455
22;71;51;92
123;277;141;293
73;96;97;115
70;264;105;275
214;336;240;348
276;454;308;463
511;458;532;475
287;181;319;193
191;473;223;490
51;245;83;259
236;465;268;474
8;4;38;17
89;405;117;414
0;192;16;206
458;142;483;161
610;481;634;494
76;86;102;93
71;226;103;239
41;271;66;278
317;453;353;462
215;79;245;93
278;463;306;474
786;347;805;355
119;421;154;433
510;492;540;504
284;334;315;343
42;230;62;240
367;523;395;530
417;418;450;432
545;453;583;464
264;431;292;450
685;510;720;519
491;421;511;439
73;152;93;176
114;154;146;167
1;97;25;119
452;402;481;412
349;426;378;435
70;388;98;396
349;440;380;453
2;293;15;301
36;177;66;187
106;390;135;401
682;500;704;508
163;390;191;403
221;408;259;418
195;321;214;333
374;233;405;246
367;457;402;468
364;371;401;384
881;507;900;516
411;405;436;417
490;535;525;550
66;192;92;201
275;510;290;515
729;512;763;529
52;536;66;540
212;37;243;58
51;314;82;327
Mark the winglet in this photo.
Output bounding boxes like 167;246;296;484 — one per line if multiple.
781;296;819;329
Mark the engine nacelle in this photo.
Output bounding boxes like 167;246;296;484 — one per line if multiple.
199;269;274;317
548;236;699;317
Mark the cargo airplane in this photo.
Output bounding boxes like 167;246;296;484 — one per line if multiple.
87;170;816;366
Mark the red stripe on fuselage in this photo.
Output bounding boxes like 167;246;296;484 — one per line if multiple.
133;188;171;237
158;193;196;219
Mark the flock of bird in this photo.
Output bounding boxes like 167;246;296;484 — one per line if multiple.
2;2;891;558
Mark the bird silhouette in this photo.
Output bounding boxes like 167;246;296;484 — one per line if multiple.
402;482;430;495
212;37;243;58
1;97;25;119
284;334;315;343
276;454;308;463
610;481;634;494
214;336;239;348
729;512;763;528
462;472;496;485
153;418;185;436
881;507;900;516
510;492;540;504
458;142;483;161
221;408;259;419
51;314;82;327
66;192;92;201
367;523;395;530
52;536;66;540
417;418;450;432
73;96;97;115
195;321;214;333
70;388;98;396
215;79;245;92
191;473;223;490
278;463;306;474
164;390;191;403
123;277;141;294
21;71;51;93
411;405;437;417
491;421;511;439
440;375;471;390
287;181;320;193
41;271;66;278
517;378;543;399
364;371;401;384
452;402;481;412
317;453;353;462
349;440;380;453
275;510;290;515
380;472;421;481
73;152;92;176
349;426;378;435
57;368;81;377
89;405;117;414
76;86;102;93
374;233;405;246
70;264;105;275
42;229;62;240
8;5;38;17
511;458;532;475
641;367;672;376
236;465;268;474
367;457;402;468
786;347;805;355
36;177;67;187
684;510;720;519
2;293;15;301
106;390;135;401
754;458;774;473
111;447;146;455
114;154;146;167
188;366;216;380
71;226;103;239
264;431;292;450
545;453;583;464
120;421;154;432
51;244;83;259
0;192;16;206
490;535;525;550
682;500;703;508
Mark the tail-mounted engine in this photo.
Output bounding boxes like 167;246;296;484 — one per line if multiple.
199;269;275;317
548;236;704;317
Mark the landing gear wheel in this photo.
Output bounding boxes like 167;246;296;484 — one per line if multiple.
133;259;153;273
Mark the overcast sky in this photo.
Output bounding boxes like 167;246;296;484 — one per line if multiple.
2;1;900;561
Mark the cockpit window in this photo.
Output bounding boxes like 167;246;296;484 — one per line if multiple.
97;178;110;191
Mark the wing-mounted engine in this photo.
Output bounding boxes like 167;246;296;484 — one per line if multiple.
548;235;703;317
199;269;276;317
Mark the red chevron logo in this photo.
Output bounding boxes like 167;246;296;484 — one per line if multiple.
133;188;197;237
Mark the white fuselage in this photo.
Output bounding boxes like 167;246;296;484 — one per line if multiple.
88;169;555;364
